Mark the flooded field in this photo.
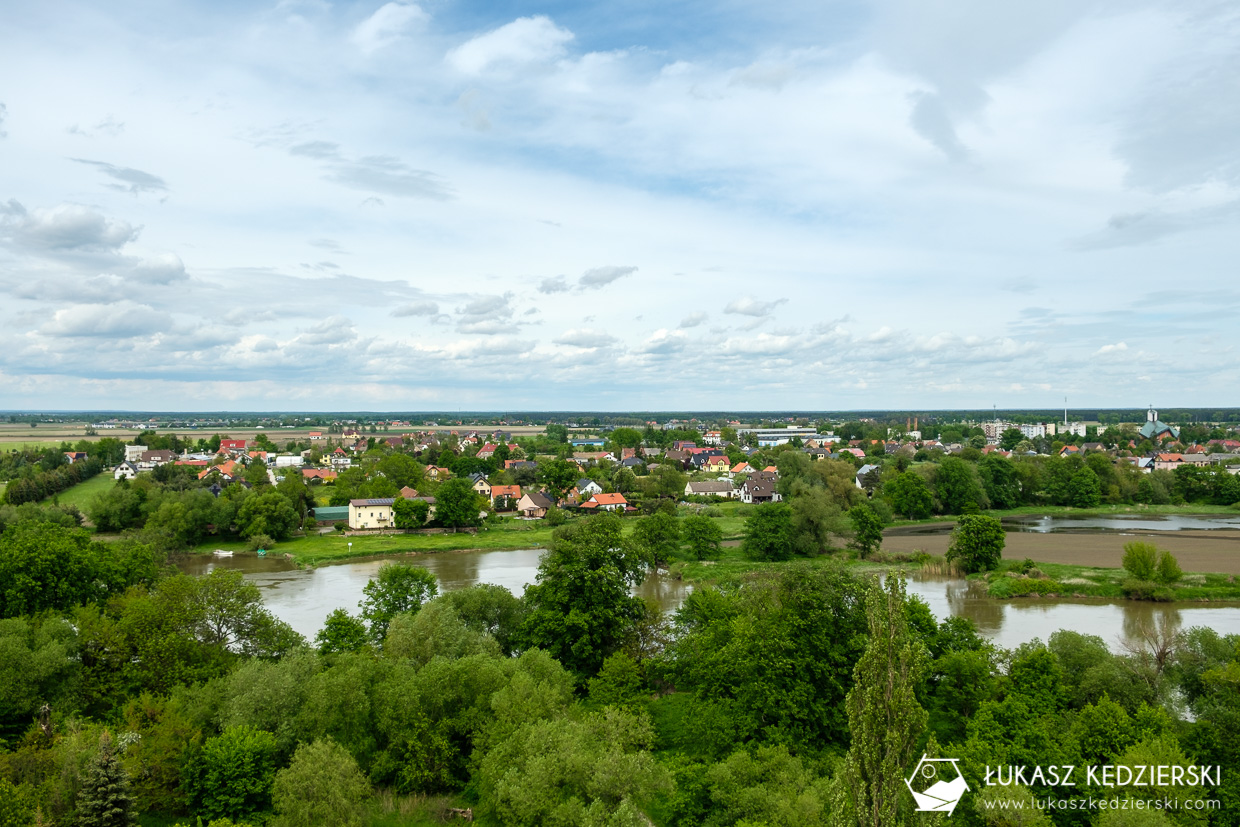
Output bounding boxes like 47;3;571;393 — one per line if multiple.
181;539;1240;652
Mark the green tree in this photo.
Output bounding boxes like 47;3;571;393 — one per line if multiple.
979;456;1022;510
848;504;885;558
271;738;371;827
1122;542;1158;581
934;457;987;514
999;428;1025;451
790;487;849;555
646;464;688;499
474;707;671;826
375;452;423;489
315;609;370;655
236;490;299;540
946;514;1005;573
682;514;723;560
741;501;794;561
434;477;484;528
588;652;645;709
184;725;280;823
519;513;647;677
829;575;928;827
76;731;138;827
1067;466;1102;508
632;511;681;567
884;471;933;520
392;496;427;529
244;460;272;488
360;564;439;644
545;423;569;444
538;458;578;500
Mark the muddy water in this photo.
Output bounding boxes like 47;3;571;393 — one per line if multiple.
179;546;1240;652
178;550;691;642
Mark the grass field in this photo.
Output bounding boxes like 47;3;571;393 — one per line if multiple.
194;519;562;565
42;473;116;511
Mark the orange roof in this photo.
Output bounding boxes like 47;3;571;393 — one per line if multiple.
491;484;522;498
763;466;777;473
731;462;751;473
589;493;628;506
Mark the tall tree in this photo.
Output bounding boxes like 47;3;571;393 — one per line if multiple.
360;563;439;645
519;513;647;678
829;575;928;827
76;731;137;827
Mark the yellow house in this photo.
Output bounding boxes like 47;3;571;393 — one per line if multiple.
348;498;395;529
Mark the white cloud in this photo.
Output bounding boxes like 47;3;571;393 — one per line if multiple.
679;312;707;328
538;275;570;293
447;16;574;75
579;265;636;289
1096;342;1128;355
41;302;171;338
554;329;618;349
3;202;138;252
724;296;786;318
352;2;427;55
391;301;439;317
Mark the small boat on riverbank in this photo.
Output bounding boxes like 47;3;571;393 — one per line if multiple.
213;550;234;557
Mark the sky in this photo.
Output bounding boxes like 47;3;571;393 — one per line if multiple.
1;0;1238;412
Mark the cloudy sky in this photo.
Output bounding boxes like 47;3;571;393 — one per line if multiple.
2;0;1238;411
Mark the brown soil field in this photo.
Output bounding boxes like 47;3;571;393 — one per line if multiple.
883;529;1240;575
0;423;546;445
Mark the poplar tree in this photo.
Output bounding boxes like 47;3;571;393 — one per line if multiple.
76;732;136;827
830;575;929;827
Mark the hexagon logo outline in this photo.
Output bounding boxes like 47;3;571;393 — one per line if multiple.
905;754;969;816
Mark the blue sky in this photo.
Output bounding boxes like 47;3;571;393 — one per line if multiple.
1;0;1237;411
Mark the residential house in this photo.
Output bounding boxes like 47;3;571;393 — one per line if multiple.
1154;453;1184;472
113;461;138;480
349;498;395;530
855;464;881;490
703;431;723;446
64;451;88;464
308;431;325;440
573;451;615;465
685;480;736;498
426;465;451;479
739;478;781;504
576;478;603;497
1059;445;1081;457
490;484;522;507
302;468;338;482
1081;443;1107;453
138;450;175;470
581;493;629;512
477;443;498;459
505;459;538;471
219;439;247;452
517;491;555;518
398;486;419;499
703;455;730;474
619;456;645;469
469;473;492;498
729;461;752;477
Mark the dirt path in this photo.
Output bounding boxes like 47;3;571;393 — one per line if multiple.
882;529;1240;574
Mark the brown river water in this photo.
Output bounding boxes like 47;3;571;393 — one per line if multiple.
179;517;1240;653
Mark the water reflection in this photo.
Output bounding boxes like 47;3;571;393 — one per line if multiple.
905;574;1240;652
178;549;691;642
180;551;1240;652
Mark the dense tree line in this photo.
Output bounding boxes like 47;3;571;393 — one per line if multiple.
1;456;104;505
1;509;1240;825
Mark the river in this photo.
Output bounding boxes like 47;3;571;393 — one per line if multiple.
179;544;1240;653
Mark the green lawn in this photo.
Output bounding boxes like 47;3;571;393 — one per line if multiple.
194;518;561;565
42;472;116;511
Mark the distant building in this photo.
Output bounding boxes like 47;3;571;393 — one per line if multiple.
1139;407;1180;441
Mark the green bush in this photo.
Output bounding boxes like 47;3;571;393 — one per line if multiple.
1121;579;1174;602
1122;542;1158;581
1155;551;1182;585
183;725;281;823
245;534;275;553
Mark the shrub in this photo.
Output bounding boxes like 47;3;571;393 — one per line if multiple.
1122;579;1174;602
333;521;347;532
1155;551;1183;585
945;515;1005;573
271;739;371;827
1122;542;1158;581
245;534;275;553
